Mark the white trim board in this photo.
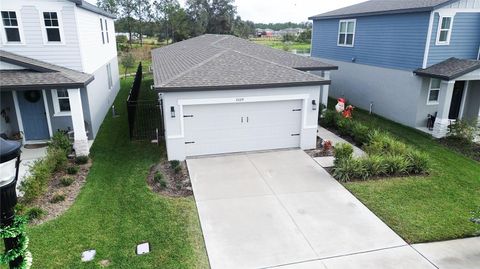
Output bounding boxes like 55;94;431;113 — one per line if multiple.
11;91;25;144
42;90;53;137
423;11;435;68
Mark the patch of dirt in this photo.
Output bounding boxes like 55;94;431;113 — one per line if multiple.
147;160;193;197
305;137;334;158
99;260;111;267
29;160;92;225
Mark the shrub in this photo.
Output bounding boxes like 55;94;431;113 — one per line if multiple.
51;193;66;203
48;148;68;172
157;177;167;190
174;165;182;174
351;122;371;146
406;150;430;174
365;131;407;156
153;172;164;183
20;148;67;203
384;155;410;175
60;176;75;187
48;131;71;155
67;165;79;175
363;155;388;177
448;120;477;143
321;110;340;128
333;159;365;182
75;155;89;165
25;207;46;221
169;160;180;169
336;118;354;136
334;143;353;166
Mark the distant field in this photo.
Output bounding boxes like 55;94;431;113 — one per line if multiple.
250;38;311;51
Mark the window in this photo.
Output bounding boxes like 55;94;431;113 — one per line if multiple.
427;78;441;105
104;19;109;43
1;11;20;42
43;12;61;42
52;89;71;115
436;16;453;45
338;19;356;47
106;63;113;89
100;18;105;44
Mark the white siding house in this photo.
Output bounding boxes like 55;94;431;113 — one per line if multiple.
152;35;337;161
0;0;120;156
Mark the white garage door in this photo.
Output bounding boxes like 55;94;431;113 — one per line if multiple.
183;100;303;157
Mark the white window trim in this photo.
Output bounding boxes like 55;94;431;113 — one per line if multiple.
435;15;454;45
106;63;113;89
105;18;109;43
52;89;72;116
39;10;65;45
337;19;356;47
426;79;441;105
0;9;25;45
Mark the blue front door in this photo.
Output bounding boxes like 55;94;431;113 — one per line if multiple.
18;90;50;140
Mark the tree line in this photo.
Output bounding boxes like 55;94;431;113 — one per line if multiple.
97;0;256;44
254;22;312;31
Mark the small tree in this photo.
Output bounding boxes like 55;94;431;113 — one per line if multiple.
121;53;135;78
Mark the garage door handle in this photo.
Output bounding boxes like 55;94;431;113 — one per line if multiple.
246;117;249;123
185;141;195;144
291;134;300;136
241;117;243;123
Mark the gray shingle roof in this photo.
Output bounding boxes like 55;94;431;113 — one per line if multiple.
152;34;336;91
0;50;94;89
414;58;480;80
309;0;454;20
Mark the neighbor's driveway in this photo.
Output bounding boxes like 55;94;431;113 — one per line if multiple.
187;150;435;269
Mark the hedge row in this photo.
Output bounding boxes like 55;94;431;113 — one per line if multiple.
322;110;430;182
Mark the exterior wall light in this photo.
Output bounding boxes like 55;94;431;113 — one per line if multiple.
170;106;175;118
312;100;317;111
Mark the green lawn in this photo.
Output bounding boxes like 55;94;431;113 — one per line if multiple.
26;77;208;268
251;38;311;51
118;60;152;77
343;109;480;243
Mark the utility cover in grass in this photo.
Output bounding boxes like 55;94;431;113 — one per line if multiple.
136;242;150;255
81;249;96;262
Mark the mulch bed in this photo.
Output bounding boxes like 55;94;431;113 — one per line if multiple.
147;161;193;197
438;138;480;162
305;136;334;158
29;160;92;225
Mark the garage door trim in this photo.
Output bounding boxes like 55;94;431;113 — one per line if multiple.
167;94;314;140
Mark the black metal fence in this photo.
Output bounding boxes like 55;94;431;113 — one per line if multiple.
126;63;164;141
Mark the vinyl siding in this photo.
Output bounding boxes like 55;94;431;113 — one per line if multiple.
311;12;431;70
427;12;480;66
76;7;118;74
0;2;83;71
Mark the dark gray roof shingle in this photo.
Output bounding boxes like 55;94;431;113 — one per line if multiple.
414;58;480;80
0;50;94;89
152;34;336;91
309;0;453;20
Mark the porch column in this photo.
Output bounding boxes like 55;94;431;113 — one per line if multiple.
67;88;89;156
321;71;330;111
432;80;455;138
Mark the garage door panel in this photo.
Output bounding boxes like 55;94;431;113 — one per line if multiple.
184;100;302;157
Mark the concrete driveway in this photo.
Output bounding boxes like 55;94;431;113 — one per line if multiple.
187;150;438;269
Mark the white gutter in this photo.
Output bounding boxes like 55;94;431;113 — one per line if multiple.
422;11;435;69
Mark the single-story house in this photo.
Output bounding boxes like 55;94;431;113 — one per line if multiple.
151;34;337;160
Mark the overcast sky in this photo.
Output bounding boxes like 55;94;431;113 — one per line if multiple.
87;0;367;23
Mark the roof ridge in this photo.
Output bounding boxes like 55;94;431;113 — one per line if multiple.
210;40;325;81
155;49;229;87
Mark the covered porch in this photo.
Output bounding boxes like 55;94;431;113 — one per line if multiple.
0;50;94;156
414;58;480;139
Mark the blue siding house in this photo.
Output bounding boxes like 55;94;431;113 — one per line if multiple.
310;0;480;138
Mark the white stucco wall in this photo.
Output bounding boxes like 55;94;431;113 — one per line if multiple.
161;85;322;161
